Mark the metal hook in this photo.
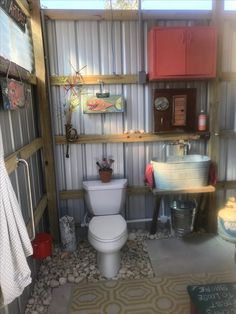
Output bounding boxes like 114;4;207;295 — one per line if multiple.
96;80;109;98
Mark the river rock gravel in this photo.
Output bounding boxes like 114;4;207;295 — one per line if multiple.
25;227;172;314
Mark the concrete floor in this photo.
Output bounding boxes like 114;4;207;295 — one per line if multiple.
48;233;236;313
146;233;236;276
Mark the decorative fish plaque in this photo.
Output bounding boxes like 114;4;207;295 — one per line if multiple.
83;95;125;113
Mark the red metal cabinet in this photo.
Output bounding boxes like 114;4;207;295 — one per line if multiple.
148;26;217;80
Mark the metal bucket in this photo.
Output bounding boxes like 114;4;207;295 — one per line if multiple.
171;200;197;237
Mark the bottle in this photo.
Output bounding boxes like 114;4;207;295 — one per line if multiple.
198;110;207;131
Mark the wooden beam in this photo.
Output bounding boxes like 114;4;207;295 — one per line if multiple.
59;181;236;201
56;132;207;145
60;189;84;200
15;0;31;17
33;194;48;229
127;186;150;195
217;181;236;189
0;56;36;85
219;130;236;138
50;74;138;85
5;137;43;174
30;0;59;242
27;194;48;236
59;186;151;200
152;185;215;195
208;0;223;164
43;9;212;21
220;72;236;81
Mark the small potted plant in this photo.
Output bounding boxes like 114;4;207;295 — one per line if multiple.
96;158;114;183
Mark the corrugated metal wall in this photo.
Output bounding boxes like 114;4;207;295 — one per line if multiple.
45;18;211;226
0;9;46;314
219;21;236;191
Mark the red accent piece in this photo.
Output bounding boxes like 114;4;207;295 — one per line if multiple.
144;163;154;188
32;233;52;259
148;26;217;80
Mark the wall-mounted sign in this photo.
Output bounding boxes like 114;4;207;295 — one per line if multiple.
83;95;125;114
153;88;196;132
0;78;26;110
0;0;27;32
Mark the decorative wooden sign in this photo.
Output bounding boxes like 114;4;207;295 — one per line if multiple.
153;88;196;132
83;95;125;113
0;0;27;32
0;78;26;110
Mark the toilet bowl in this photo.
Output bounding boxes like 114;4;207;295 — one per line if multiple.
83;179;128;278
88;215;127;278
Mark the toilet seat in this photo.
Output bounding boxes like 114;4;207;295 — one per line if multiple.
89;215;127;243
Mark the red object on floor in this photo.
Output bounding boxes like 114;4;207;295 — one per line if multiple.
32;233;52;259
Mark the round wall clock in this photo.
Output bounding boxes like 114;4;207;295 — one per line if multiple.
155;97;169;111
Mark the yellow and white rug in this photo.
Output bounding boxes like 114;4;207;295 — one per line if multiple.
69;271;236;314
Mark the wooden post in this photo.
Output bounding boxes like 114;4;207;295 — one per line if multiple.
208;0;223;163
30;0;59;242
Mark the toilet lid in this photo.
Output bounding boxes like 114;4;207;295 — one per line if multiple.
89;215;127;242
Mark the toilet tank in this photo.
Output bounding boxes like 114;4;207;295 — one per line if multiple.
83;179;127;215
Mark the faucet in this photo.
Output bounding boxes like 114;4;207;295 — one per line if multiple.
179;140;191;155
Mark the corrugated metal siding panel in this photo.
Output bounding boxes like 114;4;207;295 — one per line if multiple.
219;21;236;187
46;18;211;224
220;81;236;130
222;21;236;72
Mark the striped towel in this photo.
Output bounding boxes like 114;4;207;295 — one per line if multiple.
0;126;33;307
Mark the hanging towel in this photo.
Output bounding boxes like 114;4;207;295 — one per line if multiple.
144;163;154;188
0;126;33;307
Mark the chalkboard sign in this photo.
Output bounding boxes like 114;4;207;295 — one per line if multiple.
187;282;236;314
0;0;27;32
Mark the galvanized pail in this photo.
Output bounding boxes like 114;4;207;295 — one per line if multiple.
170;199;197;237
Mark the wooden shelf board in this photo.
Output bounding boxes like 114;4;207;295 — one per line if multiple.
50;74;138;86
152;185;215;195
56;132;208;145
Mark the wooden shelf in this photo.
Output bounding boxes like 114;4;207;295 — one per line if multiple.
151;185;215;195
56;132;209;145
50;74;138;86
219;130;236;138
150;185;215;234
0;56;36;85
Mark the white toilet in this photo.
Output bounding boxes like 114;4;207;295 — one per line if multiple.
82;178;128;278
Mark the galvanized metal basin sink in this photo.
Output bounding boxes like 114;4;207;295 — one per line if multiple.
151;155;211;190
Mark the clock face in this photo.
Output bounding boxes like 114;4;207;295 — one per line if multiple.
155;97;169;111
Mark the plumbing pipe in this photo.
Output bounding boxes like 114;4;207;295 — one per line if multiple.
126;218;153;224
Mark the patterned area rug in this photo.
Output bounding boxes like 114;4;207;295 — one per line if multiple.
69;271;236;314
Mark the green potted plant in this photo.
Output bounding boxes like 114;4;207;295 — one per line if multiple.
96;158;114;183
